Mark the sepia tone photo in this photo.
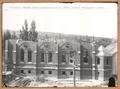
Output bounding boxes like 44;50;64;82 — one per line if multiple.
2;3;118;87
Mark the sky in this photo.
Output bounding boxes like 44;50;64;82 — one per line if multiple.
2;3;118;38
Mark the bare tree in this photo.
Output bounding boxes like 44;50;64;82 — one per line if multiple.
20;19;29;40
28;20;38;42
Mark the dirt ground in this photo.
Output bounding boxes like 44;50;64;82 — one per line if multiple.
8;76;108;87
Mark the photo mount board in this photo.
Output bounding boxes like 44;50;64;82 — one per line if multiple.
0;0;120;89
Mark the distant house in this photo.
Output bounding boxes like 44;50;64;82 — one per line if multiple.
97;41;117;81
3;39;117;81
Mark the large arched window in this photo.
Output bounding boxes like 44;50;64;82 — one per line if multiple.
28;50;32;62
41;53;44;62
20;49;24;62
83;57;88;63
62;54;66;63
83;50;88;64
48;52;52;62
70;51;74;58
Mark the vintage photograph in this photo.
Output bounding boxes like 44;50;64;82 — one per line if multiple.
2;3;117;87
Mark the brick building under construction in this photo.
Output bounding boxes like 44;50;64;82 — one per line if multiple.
3;39;117;81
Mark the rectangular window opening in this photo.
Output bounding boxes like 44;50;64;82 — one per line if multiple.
62;71;66;75
41;71;44;74
21;70;24;74
70;71;73;75
97;57;100;64
28;70;31;73
48;71;52;74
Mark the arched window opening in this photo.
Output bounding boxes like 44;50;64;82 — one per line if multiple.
20;49;24;62
28;50;32;62
48;52;52;62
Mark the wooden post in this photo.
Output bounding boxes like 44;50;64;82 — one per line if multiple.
73;57;76;87
91;41;96;80
73;65;76;87
57;45;59;79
